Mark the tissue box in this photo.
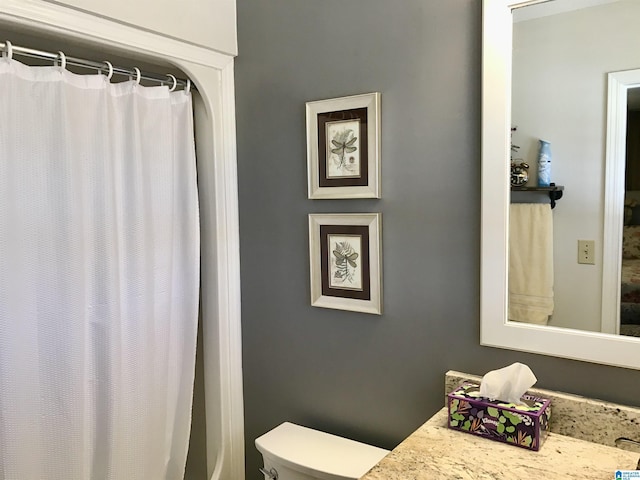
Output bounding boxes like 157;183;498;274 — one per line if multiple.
447;381;551;451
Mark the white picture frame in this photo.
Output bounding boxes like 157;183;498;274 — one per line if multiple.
308;213;382;314
306;93;381;199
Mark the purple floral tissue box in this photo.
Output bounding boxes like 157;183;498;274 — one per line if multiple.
447;381;551;451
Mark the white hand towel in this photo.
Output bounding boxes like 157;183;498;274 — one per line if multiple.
509;203;554;325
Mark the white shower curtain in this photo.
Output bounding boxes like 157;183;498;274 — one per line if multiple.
0;58;199;479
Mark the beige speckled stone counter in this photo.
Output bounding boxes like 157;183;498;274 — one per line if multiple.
360;409;639;479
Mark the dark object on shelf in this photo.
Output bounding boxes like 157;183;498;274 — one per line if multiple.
511;183;564;209
510;161;529;187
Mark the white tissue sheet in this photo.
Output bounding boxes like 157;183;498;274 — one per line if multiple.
479;362;537;404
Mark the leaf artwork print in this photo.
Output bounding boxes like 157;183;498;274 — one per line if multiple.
328;235;363;291
326;119;361;179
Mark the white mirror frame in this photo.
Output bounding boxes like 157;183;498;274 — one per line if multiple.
481;0;640;371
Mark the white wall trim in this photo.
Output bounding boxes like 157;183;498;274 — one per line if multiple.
0;2;245;479
602;72;627;334
206;58;245;480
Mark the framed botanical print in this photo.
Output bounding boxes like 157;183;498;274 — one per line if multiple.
306;93;381;199
308;213;382;314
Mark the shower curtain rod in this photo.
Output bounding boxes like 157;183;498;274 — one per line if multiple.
0;41;193;91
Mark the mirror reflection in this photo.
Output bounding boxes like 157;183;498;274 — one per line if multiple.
621;86;640;337
508;0;640;337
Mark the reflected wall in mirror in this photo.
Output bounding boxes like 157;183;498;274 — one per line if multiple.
509;0;640;336
481;0;640;371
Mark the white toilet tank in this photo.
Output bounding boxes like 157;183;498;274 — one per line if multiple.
255;422;389;480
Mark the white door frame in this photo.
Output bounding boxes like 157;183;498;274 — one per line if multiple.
601;69;640;336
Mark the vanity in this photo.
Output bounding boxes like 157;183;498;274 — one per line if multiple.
359;372;640;479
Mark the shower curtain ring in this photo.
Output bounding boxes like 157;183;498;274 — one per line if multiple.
3;40;12;60
184;78;191;95
166;74;177;92
103;61;114;81
133;67;141;85
56;51;66;70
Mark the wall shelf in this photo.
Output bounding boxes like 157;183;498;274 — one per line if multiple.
510;184;564;208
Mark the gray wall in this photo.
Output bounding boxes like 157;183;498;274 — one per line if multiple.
235;1;640;478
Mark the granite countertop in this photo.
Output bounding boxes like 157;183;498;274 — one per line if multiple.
444;371;640;449
360;408;640;480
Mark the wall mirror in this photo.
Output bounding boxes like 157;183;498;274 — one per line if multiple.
481;0;640;370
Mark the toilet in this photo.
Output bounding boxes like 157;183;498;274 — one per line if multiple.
255;422;389;480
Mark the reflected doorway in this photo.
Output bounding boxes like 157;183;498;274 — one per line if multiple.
621;87;640;337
